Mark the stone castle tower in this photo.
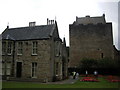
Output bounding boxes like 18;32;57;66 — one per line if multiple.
69;14;115;68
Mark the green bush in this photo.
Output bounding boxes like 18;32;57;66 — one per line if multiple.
79;58;98;69
97;58;119;69
79;58;119;69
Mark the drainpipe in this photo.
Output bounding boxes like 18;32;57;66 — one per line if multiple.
11;40;15;77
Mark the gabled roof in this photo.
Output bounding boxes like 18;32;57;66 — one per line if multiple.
75;14;106;25
2;24;56;41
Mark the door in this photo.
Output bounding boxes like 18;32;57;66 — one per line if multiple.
16;62;22;78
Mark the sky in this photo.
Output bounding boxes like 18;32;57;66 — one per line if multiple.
118;1;120;50
0;0;119;49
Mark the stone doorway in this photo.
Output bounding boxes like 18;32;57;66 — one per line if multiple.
16;62;22;78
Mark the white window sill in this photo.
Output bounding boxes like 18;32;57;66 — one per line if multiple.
31;54;38;56
7;54;12;56
17;54;22;56
55;55;59;57
56;75;58;77
31;77;37;78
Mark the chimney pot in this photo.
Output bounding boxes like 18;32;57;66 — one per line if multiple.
52;20;54;24
48;20;50;24
51;20;52;24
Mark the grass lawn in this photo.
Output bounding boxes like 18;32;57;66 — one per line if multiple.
2;77;119;88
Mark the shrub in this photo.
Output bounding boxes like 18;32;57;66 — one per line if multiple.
79;58;119;75
79;58;98;69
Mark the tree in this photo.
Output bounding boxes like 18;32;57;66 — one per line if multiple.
79;58;119;75
79;58;98;70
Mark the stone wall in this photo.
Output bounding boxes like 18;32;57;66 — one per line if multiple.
69;23;114;68
2;40;14;79
2;39;55;82
2;21;68;82
2;37;66;82
14;39;53;82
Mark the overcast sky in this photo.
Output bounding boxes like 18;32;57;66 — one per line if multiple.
0;0;119;49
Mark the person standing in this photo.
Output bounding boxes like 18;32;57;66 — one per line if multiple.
73;71;76;79
85;70;88;77
94;70;98;79
76;72;79;79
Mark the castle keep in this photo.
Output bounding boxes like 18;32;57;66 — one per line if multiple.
69;14;118;68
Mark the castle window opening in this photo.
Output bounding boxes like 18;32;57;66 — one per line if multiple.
101;53;104;58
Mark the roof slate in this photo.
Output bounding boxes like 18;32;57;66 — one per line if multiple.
2;25;55;40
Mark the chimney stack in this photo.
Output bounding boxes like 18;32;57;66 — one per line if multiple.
29;22;36;27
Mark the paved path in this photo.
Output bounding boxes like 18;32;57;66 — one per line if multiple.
2;76;79;84
46;76;79;84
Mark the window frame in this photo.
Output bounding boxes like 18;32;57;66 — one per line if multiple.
55;62;59;76
7;42;12;55
2;62;5;75
6;63;11;75
55;41;60;57
31;62;37;78
2;42;6;55
17;42;23;55
32;41;38;55
2;62;11;75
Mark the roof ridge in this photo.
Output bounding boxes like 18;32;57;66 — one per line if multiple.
8;24;53;30
2;24;55;40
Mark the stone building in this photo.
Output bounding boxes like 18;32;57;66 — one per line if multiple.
61;37;68;79
69;14;119;68
2;19;68;82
